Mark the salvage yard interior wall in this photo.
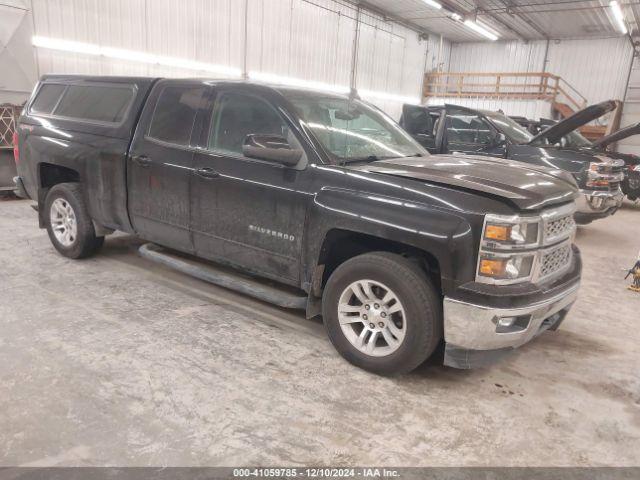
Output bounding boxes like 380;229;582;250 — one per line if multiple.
28;0;433;119
444;37;634;115
0;1;38;105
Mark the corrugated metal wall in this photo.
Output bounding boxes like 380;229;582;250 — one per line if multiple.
618;56;640;155
448;37;634;110
30;0;432;119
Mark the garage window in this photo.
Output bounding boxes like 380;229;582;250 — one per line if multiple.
148;86;206;146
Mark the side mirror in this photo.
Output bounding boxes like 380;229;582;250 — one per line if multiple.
242;134;303;166
493;132;507;147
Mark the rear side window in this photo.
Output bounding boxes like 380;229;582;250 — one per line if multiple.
54;85;134;124
148;86;206;146
30;84;66;114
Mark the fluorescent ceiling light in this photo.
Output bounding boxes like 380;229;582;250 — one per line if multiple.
422;0;442;9
463;19;499;41
610;1;628;35
249;72;421;104
32;36;422;105
359;89;421;105
450;13;463;22
248;71;350;94
32;36;243;77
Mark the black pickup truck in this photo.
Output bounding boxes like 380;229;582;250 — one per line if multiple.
401;102;625;224
14;75;582;374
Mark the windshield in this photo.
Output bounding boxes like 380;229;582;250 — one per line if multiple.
559;130;593;148
285;94;427;163
484;111;534;144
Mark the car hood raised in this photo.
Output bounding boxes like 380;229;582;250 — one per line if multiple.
592;121;640;149
350;154;579;211
529;100;617;145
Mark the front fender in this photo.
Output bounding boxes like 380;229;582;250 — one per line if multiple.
303;187;477;296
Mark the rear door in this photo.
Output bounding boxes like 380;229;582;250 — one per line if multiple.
128;80;208;252
189;87;309;284
400;105;442;153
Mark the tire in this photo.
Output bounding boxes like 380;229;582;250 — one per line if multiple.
44;182;104;259
322;252;442;375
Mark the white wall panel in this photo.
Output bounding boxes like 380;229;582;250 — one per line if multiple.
449;41;546;74
546;37;633;105
618;57;640;155
447;37;634;113
424;35;451;73
27;0;429;119
246;0;354;88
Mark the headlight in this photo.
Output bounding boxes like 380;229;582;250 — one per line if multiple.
482;214;539;249
477;204;577;286
478;253;535;282
586;162;610;187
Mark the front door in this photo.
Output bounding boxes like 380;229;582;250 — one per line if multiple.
128;81;208;252
401;105;441;153
190;89;309;285
443;109;504;157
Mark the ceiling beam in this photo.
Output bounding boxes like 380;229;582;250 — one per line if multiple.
473;1;531;40
498;0;550;39
432;0;526;40
350;0;433;37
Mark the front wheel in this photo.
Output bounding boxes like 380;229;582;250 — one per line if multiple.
322;252;442;375
44;183;104;259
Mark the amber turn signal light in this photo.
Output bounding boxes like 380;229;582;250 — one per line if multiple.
485;225;510;241
479;258;506;276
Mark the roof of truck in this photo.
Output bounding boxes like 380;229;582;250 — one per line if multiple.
39;74;355;100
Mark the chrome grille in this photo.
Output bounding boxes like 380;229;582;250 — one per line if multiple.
544;214;575;243
538;243;572;281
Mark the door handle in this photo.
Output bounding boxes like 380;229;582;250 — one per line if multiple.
195;167;219;179
132;155;152;167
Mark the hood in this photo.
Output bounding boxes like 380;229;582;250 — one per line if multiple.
529;100;617;145
592;121;640;149
350;154;579;211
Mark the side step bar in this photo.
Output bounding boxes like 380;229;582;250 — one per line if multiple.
138;243;307;310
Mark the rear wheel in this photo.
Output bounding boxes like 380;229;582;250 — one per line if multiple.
322;252;442;375
44;183;104;259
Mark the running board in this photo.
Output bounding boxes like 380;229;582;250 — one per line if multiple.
138;243;307;309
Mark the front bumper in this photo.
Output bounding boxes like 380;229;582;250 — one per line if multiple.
574;188;624;221
442;255;581;369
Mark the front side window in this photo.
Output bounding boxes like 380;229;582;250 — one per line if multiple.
403;106;434;136
286;95;425;163
54;84;134;123
446;112;494;145
148;85;206;146
30;84;66;114
209;92;292;155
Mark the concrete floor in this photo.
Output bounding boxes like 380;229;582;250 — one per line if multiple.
1;197;639;467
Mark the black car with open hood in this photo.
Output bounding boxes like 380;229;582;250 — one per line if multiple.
513;113;640;201
401;102;625;224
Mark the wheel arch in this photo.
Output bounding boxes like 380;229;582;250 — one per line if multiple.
313;228;443;296
37;163;81;227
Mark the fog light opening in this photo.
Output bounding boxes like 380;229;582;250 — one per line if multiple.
494;315;531;333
